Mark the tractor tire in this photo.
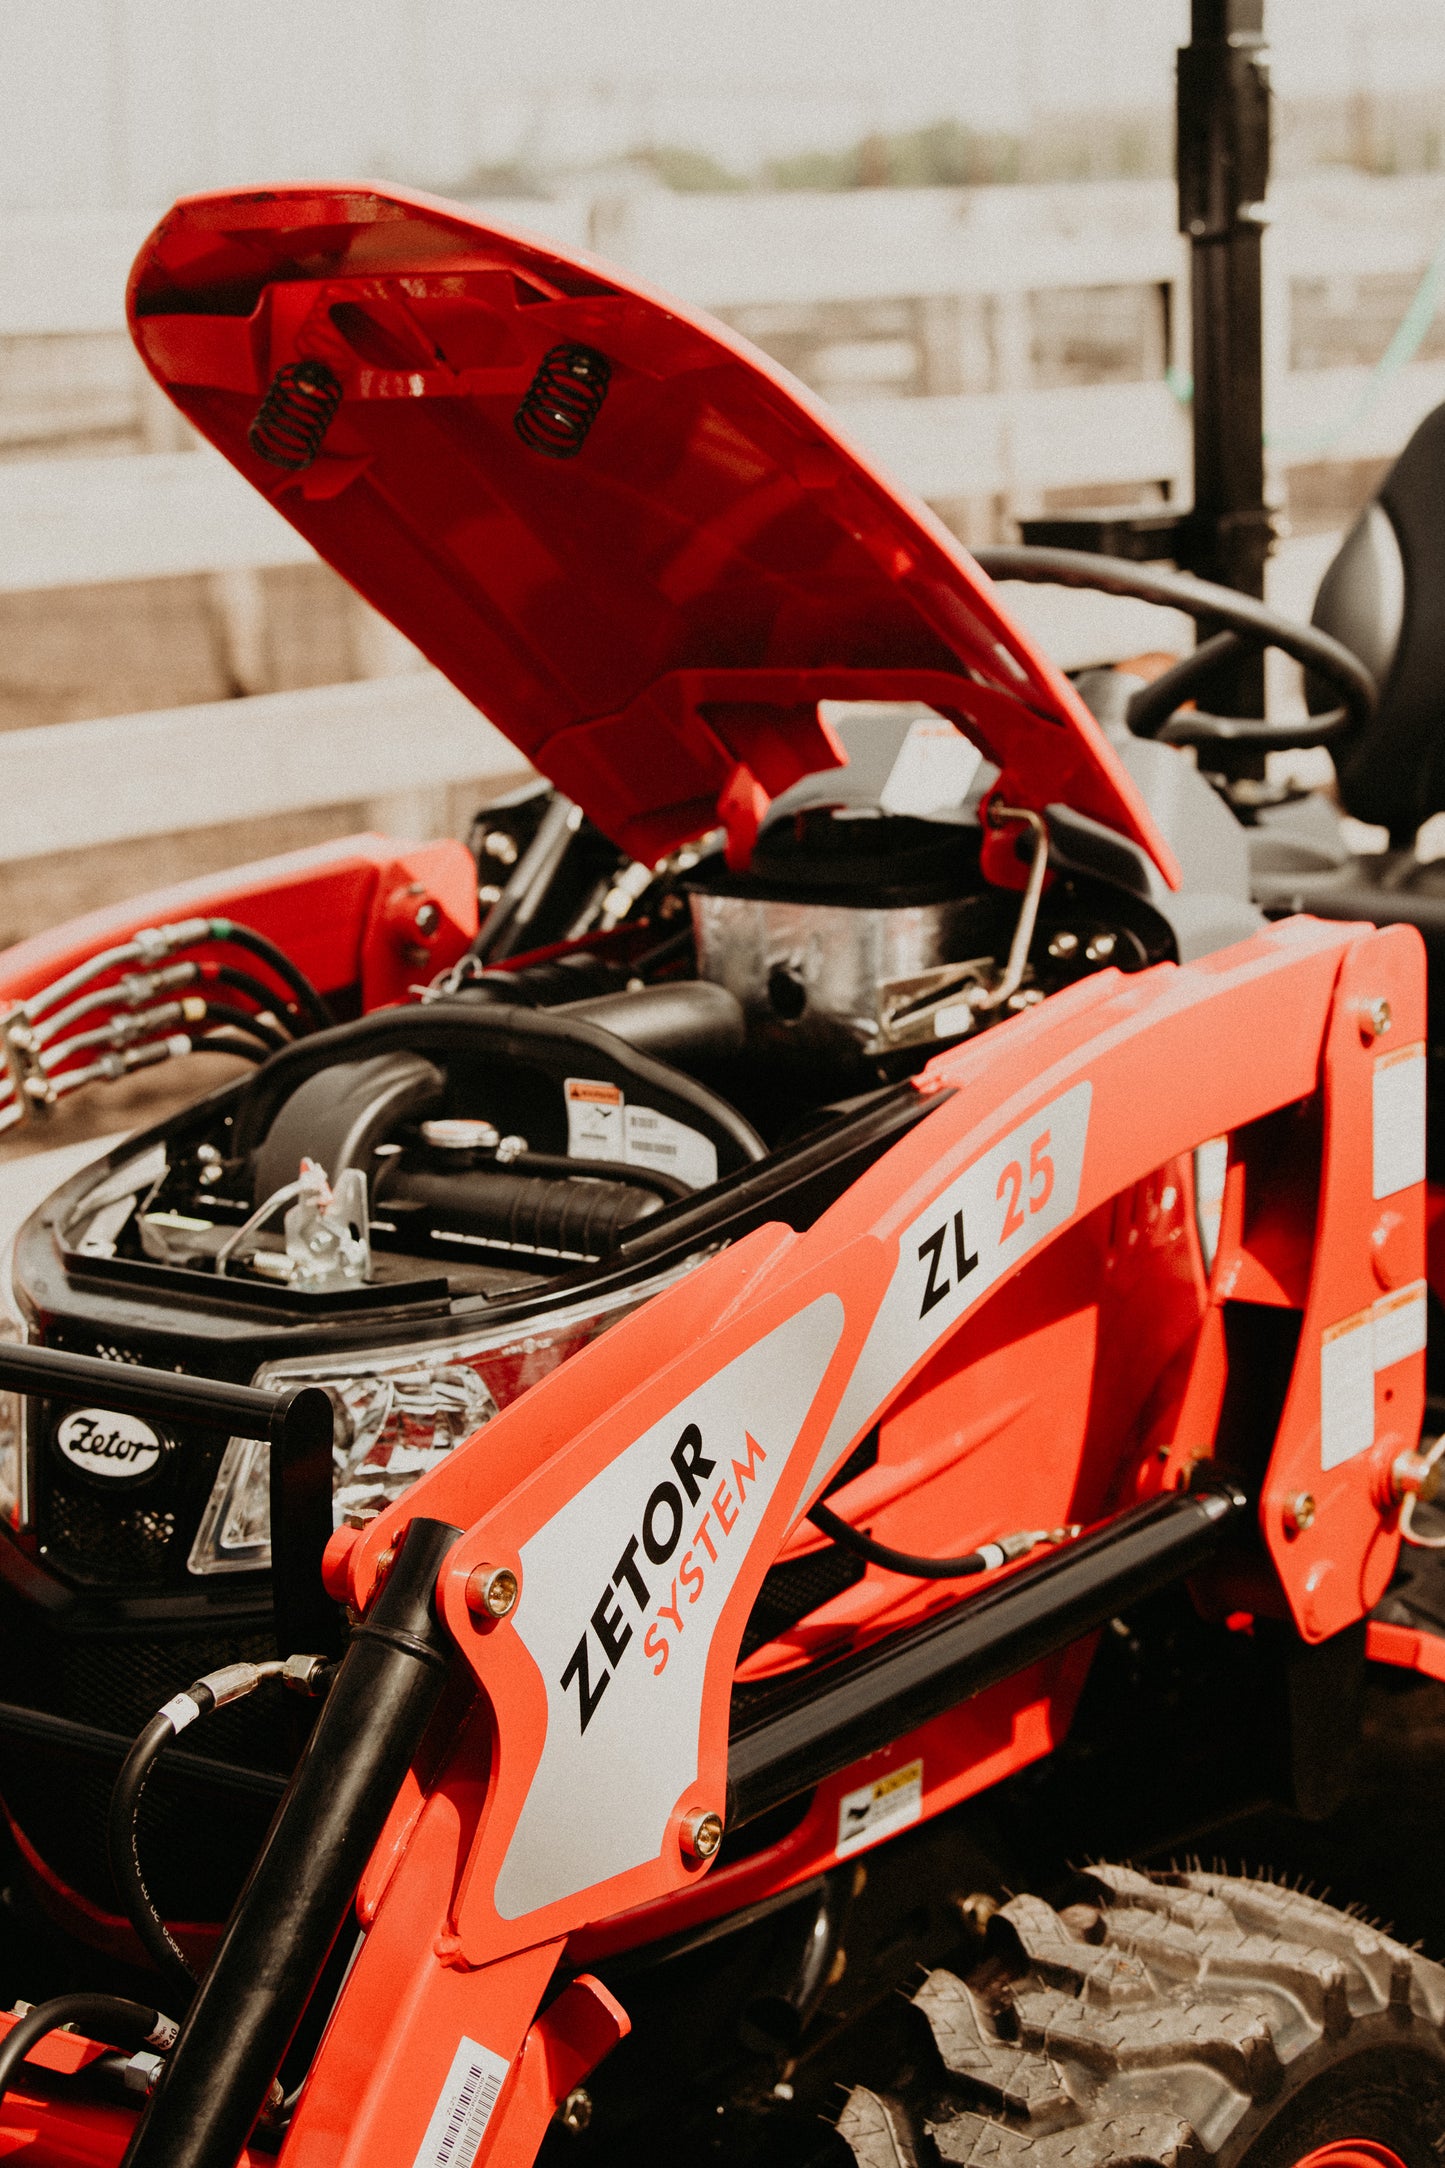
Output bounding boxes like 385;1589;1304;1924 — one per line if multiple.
837;1866;1445;2168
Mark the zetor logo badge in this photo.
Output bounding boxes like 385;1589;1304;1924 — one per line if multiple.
54;1407;164;1481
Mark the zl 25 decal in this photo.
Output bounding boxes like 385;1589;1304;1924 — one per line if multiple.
812;1082;1092;1486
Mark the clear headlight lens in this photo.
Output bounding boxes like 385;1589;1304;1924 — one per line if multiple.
188;1263;697;1575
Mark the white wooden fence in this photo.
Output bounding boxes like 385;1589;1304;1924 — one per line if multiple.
6;172;1445;868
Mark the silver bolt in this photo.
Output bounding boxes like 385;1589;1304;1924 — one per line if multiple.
1047;930;1079;959
495;1134;528;1165
467;1564;520;1620
680;1808;724;1860
1084;932;1117;963
477;884;503;907
483;830;519;867
1361;997;1392;1041
413;900;440;938
558;2086;592;2133
1283;1491;1316;1536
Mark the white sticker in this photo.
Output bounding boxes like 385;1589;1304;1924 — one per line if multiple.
1375;1280;1429;1370
566;1078;626;1163
836;1758;923;1858
624;1105;718;1189
1321;1310;1376;1470
808;1081;1092;1495
495;1297;845;1921
1319;1281;1429;1470
410;2036;510;2168
1373;1043;1426;1200
879;715;982;817
565;1080;719;1190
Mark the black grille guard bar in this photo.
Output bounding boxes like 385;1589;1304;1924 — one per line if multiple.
726;1481;1249;1829
0;1341;340;1657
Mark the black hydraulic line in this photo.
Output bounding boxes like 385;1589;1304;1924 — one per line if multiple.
120;1518;463;2168
727;1482;1247;1829
197;1000;288;1052
206;964;300;1033
809;1497;1024;1580
0;1995;172;2115
206;920;333;1032
108;1687;237;2009
195;1031;268;1063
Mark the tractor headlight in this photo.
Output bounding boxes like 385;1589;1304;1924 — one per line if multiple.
187;1261;698;1575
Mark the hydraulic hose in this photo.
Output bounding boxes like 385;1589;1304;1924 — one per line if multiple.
206;921;333;1032
201;963;299;1034
108;1663;287;2009
0;1995;176;2114
808;1499;1077;1579
121;1521;461;2168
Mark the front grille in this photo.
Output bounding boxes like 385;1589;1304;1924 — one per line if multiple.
28;1320;242;1590
46;1485;179;1582
0;1573;294;1922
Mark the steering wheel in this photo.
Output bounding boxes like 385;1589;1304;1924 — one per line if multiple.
973;545;1376;759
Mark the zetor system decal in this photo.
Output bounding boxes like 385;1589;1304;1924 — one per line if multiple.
494;1081;1092;1919
494;1296;845;1919
809;1080;1093;1492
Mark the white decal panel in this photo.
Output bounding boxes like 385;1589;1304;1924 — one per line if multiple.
1373;1043;1426;1200
495;1296;844;1920
1320;1279;1429;1471
808;1081;1093;1495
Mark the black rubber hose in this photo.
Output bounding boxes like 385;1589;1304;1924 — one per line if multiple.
198;1001;289;1052
109;1695;217;2008
206;966;300;1034
195;1031;268;1064
0;1995;169;2113
808;1498;996;1580
206;921;333;1032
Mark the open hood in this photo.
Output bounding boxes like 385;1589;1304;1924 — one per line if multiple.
128;183;1177;884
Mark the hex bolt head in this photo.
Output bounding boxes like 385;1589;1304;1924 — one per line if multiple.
1361;996;1392;1042
1047;930;1079;959
466;1564;520;1620
483;830;520;867
558;2086;592;2133
413;900;441;938
680;1808;724;1861
1283;1491;1317;1537
1084;932;1117;963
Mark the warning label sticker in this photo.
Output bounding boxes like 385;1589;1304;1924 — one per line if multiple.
1373;1042;1426;1200
1319;1279;1429;1470
565;1078;718;1190
836;1758;924;1858
410;2036;510;2168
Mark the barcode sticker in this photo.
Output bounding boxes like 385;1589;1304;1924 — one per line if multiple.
411;2036;510;2168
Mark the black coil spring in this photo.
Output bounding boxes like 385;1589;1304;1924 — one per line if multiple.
513;344;611;459
247;359;344;472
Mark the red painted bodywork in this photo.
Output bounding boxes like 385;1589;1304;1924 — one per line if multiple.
1;186;1434;2168
125;183;1179;887
0;834;476;1017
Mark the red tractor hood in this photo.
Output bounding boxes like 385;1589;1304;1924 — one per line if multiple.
127;183;1177;884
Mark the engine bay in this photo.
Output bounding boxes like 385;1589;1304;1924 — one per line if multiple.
41;711;1176;1319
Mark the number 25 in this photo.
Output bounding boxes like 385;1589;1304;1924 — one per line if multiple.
997;1130;1054;1240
